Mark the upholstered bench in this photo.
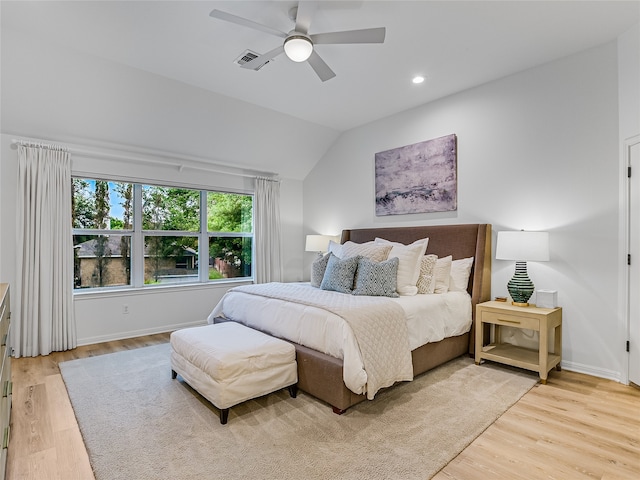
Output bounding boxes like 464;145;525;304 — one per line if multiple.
170;322;298;424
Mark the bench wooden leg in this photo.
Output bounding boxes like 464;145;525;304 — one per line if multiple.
220;408;229;425
287;384;298;398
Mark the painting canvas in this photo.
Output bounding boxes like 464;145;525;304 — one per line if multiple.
375;134;457;216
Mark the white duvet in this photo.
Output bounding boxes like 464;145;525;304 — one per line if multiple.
207;283;472;396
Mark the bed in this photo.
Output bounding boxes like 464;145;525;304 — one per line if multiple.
208;223;491;413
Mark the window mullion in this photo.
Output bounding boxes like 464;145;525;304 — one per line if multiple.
199;191;208;283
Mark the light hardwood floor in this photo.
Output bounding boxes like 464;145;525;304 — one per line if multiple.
6;335;640;480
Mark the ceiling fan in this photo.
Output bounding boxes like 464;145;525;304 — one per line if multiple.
209;1;386;82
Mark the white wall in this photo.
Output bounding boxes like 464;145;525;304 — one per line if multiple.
618;23;640;141
304;41;625;381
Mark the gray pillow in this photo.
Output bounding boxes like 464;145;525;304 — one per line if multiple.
352;256;399;297
310;253;330;288
320;253;359;294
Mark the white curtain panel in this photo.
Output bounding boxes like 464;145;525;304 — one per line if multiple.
14;143;77;358
254;177;282;283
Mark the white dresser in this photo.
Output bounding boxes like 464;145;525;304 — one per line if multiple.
0;284;11;480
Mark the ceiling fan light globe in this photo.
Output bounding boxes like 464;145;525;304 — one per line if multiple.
284;36;313;62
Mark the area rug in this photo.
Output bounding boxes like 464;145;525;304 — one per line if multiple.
60;343;537;480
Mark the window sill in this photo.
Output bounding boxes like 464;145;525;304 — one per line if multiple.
73;279;253;300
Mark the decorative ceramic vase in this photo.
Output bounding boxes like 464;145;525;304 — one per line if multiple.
507;261;534;306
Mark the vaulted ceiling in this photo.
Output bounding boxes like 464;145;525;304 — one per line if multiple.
4;1;638;132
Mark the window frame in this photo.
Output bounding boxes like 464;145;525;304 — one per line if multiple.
72;178;254;292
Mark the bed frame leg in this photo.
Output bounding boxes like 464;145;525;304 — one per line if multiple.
171;369;177;379
332;406;346;415
220;408;229;425
287;384;298;398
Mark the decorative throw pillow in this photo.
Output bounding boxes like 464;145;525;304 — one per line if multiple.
320;253;359;294
352;256;399;297
340;241;392;262
449;256;474;292
374;237;429;296
417;254;438;294
310;253;330;288
433;255;452;294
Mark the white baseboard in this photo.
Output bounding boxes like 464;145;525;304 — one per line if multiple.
77;319;206;346
561;360;622;383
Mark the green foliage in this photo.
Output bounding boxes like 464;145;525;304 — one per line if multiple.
209;269;223;280
207;193;252;233
72;179;96;228
93;234;111;287
143;186;199;232
94;181;110;229
207;193;253;277
209;237;252;276
114;183;133;229
142;187;200;277
110;218;124;229
113;183;133;284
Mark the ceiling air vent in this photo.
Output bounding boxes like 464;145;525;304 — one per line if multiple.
234;49;271;71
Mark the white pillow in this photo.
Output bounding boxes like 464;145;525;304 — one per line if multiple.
340;241;392;262
374;237;429;296
328;240;343;258
433;255;452;294
449;256;474;292
417;254;438;294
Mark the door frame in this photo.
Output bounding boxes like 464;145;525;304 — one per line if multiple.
621;134;640;385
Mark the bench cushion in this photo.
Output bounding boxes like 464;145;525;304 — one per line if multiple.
170;322;297;410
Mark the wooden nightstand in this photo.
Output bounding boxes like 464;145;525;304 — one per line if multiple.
475;300;562;384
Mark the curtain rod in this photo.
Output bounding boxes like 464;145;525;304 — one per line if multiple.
10;138;278;180
11;138;68;152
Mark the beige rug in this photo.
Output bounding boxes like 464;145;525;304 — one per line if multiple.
60;343;537;480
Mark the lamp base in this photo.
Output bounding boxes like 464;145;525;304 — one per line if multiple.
507;261;535;306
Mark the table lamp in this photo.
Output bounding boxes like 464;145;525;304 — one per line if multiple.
305;234;334;258
496;230;549;307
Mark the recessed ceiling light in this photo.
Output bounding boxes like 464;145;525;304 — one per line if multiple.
412;76;425;84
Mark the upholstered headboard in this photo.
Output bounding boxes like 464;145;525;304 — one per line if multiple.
340;223;492;353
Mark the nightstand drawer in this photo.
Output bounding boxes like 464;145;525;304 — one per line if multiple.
481;310;539;330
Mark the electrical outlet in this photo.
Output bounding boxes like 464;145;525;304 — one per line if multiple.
122;304;129;315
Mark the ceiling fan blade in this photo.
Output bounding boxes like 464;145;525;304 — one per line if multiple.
294;1;317;35
241;45;285;70
209;9;288;39
311;27;386;45
307;51;336;82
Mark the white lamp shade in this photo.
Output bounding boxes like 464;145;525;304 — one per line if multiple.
305;234;333;253
284;36;313;62
496;231;549;262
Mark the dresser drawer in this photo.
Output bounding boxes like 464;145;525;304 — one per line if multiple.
481;310;539;330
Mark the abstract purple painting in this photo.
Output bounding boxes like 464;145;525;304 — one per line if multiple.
375;134;457;216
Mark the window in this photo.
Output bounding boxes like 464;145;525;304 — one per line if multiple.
72;178;253;290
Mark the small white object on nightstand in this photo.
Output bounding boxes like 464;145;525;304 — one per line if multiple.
537;289;558;308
